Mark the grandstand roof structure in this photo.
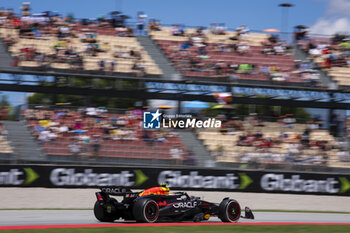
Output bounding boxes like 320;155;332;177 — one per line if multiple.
1;68;350;109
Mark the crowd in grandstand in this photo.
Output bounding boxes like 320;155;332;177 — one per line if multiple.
294;26;350;87
22;107;191;165
199;112;349;168
0;7;158;76
0;7;133;37
152;23;320;85
18;106;349;168
298;35;350;68
0;122;12;155
0;6;324;85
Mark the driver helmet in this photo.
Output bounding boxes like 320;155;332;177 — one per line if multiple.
160;183;170;194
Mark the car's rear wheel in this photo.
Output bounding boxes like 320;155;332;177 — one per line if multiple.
133;198;159;223
93;201;117;222
218;199;241;223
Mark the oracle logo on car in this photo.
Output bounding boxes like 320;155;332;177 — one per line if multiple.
173;201;198;208
100;187;130;194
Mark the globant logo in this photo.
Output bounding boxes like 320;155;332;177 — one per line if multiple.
260;173;339;194
0;168;39;186
49;168;135;186
143;109;221;129
158;170;239;189
0;169;24;185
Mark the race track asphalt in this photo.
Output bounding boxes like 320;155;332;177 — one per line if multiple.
0;210;349;226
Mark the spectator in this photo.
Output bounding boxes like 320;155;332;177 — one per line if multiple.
47;129;58;141
38;130;50;142
132;60;146;77
154;132;167;142
79;135;91;154
214;144;224;158
294;25;308;41
108;60;116;74
101;42;110;53
136;11;147;36
300;129;310;147
142;130;153;146
73;119;83;130
113;45;124;58
99;59;105;72
68;139;81;159
171;24;184;36
338;151;350;162
237;42;250;54
170;145;183;165
92;135;101;158
0;123;8;136
210;23;226;35
183;150;195;165
148;18;161;31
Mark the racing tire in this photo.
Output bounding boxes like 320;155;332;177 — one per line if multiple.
93;201;117;222
218;199;241;223
133;198;159;223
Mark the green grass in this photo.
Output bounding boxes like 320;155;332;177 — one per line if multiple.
1;225;350;233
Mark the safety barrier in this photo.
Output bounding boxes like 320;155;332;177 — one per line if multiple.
0;165;349;196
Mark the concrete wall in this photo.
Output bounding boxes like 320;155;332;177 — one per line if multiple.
1;188;349;212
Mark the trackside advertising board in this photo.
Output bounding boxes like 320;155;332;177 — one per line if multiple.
0;165;350;196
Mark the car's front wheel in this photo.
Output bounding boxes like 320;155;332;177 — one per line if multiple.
218;199;241;223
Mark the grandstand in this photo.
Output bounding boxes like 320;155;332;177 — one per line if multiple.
0;21;162;76
0;4;349;173
0;122;14;162
0;11;321;86
6;105;346;169
22;107;188;165
0;135;13;155
150;26;307;84
198;119;349;169
296;35;350;87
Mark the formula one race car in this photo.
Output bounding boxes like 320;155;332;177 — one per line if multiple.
93;185;254;223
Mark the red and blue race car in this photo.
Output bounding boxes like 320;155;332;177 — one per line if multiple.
94;185;254;223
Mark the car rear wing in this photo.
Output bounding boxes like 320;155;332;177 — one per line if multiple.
99;187;131;196
99;187;140;197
